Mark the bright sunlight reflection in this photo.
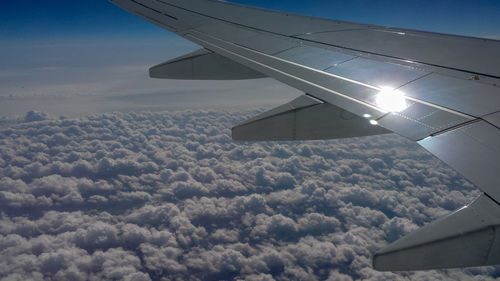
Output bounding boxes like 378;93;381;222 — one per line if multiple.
375;87;408;113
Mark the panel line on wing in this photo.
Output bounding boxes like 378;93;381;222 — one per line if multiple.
185;34;385;113
130;0;178;20
393;72;433;90
149;0;500;79
271;45;308;57
189;30;475;121
404;96;472;120
485;192;500;207
290;27;377;37
483;111;500;129
234;44;380;91
153;0;285;37
135;12;177;31
293;35;500;80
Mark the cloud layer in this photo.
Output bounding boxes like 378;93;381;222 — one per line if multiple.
0;109;497;280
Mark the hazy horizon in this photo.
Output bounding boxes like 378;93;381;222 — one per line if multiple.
1;0;499;118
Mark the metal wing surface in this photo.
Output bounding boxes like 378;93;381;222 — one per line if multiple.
110;0;500;271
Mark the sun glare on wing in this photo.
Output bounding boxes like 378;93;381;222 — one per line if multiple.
375;87;408;113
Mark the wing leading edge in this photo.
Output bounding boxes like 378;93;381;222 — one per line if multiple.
110;0;500;271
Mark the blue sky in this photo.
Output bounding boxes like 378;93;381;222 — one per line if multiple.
1;0;500;40
1;0;499;117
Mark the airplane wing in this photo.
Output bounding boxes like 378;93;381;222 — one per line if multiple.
110;0;500;271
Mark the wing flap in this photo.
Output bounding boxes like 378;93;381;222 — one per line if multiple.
374;194;500;271
419;121;500;201
149;48;266;80
232;94;390;141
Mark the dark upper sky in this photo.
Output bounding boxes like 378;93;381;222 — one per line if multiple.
1;0;500;40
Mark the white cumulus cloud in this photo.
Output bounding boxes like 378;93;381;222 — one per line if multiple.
0;109;495;280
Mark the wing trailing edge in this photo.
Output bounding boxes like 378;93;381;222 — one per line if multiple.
149;48;267;80
374;194;500;271
232;94;390;141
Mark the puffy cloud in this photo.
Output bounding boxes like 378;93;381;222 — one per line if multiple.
0;109;491;280
24;111;49;123
139;243;186;276
251;214;298;240
297;213;341;235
